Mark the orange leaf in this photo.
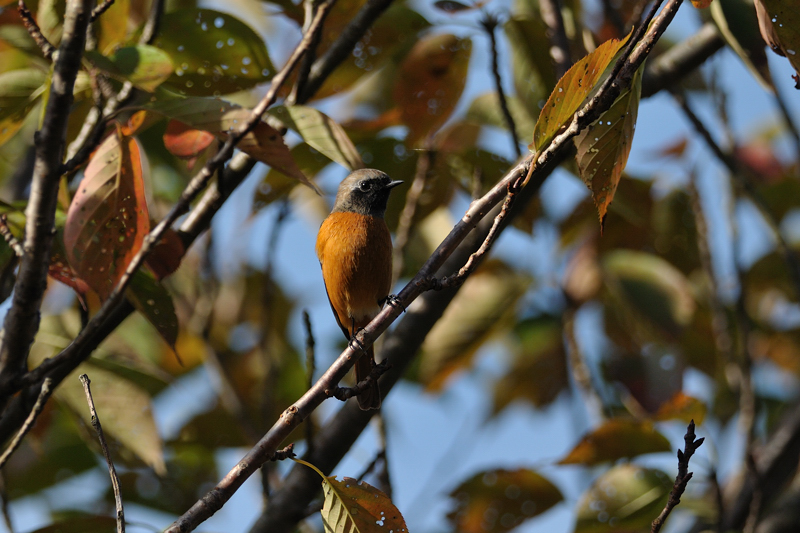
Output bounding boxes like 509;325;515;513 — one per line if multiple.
532;30;632;153
652;392;707;424
163;119;216;159
447;469;563;533
147;97;319;193
559;419;671;465
64;127;150;300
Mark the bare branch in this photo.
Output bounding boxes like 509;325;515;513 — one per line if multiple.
0;378;52;469
79;374;125;533
651;420;704;533
392;147;433;282
17;0;56;60
481;15;521;157
90;0;116;22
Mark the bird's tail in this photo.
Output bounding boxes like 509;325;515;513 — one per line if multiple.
355;345;381;410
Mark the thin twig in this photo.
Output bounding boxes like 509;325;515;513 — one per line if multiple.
481;15;521;157
302;310;316;455
326;361;391;402
79;374;125;533
563;304;607;418
0;216;24;257
0;473;13;533
90;0;116;21
419;178;522;292
299;0;395;102
538;0;572;78
651;420;705;533
17;0;56;60
392;147;433;282
288;0;324;104
0;378;52;469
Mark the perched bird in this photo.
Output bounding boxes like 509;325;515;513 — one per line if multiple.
315;169;403;410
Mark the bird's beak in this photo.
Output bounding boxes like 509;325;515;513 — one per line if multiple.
387;180;404;189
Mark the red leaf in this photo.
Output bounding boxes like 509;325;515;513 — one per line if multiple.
145;228;185;280
163;119;216;159
64;127;150;300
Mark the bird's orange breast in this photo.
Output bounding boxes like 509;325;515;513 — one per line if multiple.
316;211;393;334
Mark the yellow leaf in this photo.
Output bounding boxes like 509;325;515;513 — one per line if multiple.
559;419;671;465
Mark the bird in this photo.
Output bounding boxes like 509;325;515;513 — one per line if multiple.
315;169;403;410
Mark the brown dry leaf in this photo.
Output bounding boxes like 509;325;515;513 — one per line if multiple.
559;419;671;465
393;33;472;144
755;0;800;85
447;469;563;533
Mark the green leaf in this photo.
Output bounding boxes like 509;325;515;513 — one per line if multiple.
126;269;179;350
146;95;319;193
559;419;672;465
0;67;47;148
268;105;363;170
86;45;174;92
418;261;531;390
255;143;333;208
603;249;696;338
574;64;643;227
447;469;563;533
575;465;672;533
505;15;556;118
532;32;631;153
465;92;537;142
712;0;775;91
57;365;165;474
154;8;274;96
493;316;569;412
64;128;150;300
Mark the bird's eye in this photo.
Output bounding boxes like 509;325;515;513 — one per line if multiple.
359;181;372;192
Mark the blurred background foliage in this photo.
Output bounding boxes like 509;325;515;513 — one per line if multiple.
0;0;799;530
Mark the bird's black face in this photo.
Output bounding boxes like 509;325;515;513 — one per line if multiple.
333;169;403;217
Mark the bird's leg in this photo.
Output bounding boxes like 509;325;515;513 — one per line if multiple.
325;361;392;402
381;294;405;312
